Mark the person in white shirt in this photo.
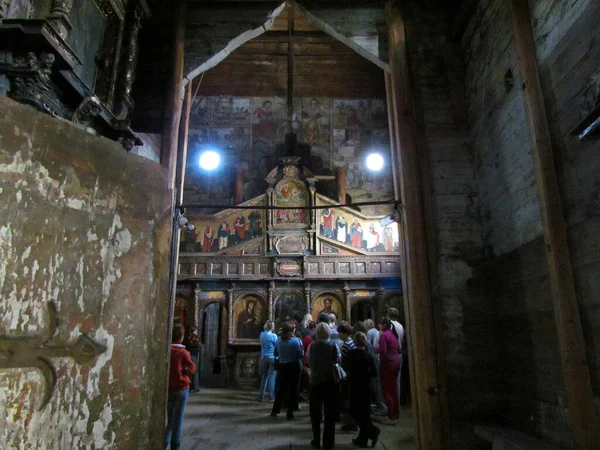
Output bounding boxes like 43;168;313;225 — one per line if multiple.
387;308;404;343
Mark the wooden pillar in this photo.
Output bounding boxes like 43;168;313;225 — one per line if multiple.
234;168;244;204
385;2;443;449
511;1;600;447
161;0;186;189
176;82;192;206
337;167;346;205
385;73;401;203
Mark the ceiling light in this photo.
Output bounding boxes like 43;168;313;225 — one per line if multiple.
366;153;384;171
199;150;220;171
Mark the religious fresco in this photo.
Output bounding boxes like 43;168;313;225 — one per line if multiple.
318;198;400;254
273;175;309;227
274;293;305;323
333;99;370;128
231;98;252;125
372;129;390;147
233;294;266;340
180;198;265;253
242;245;262;255
370;99;388;128
212;97;232;126
184;96;394;209
190;97;211;127
321;243;339;254
311;295;343;322
188;127;210;148
252;97;288;143
274;235;308;255
293;97;330;167
212;127;251;164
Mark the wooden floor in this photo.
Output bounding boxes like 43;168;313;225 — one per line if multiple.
180;388;416;450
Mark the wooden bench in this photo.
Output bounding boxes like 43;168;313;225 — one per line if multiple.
474;425;567;450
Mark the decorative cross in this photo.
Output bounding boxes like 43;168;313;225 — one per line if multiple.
0;302;107;410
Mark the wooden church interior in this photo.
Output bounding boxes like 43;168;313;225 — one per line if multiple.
0;0;599;449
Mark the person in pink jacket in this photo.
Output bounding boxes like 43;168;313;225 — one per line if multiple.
376;317;401;425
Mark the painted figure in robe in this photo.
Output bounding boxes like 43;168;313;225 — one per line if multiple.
253;100;277;141
366;224;380;251
237;298;262;339
384;226;394;251
202;225;215;252
218;221;230;249
318;297;339;319
336;214;348;244
351;218;363;248
233;215;246;244
248;210;262;238
321;208;335;238
300;98;327;145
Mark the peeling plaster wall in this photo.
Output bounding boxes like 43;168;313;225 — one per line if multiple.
0;96;172;449
462;0;599;446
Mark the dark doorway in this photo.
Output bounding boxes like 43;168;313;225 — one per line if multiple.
350;300;374;323
199;303;227;387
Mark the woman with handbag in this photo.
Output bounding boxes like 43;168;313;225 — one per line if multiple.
270;322;303;420
306;322;340;450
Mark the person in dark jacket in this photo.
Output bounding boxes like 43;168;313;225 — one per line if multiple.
166;324;196;450
338;322;357;432
346;332;381;448
307;322;340;450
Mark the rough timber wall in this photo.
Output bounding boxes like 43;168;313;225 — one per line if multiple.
0;97;172;449
403;3;489;448
462;0;599;446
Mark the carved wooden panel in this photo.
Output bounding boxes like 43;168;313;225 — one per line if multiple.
308;262;319;273
324;262;335;274
339;262;351;274
178;256;402;280
369;262;381;273
212;263;223;275
228;263;239;275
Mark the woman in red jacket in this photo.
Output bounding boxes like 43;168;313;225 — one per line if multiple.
166;324;196;450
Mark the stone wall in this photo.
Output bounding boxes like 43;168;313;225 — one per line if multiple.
462;0;599;446
0;96;172;449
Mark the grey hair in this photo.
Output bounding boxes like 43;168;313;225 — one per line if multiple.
315;322;331;341
264;320;274;331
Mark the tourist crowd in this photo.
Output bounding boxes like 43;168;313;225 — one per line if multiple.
259;309;406;450
164;308;406;450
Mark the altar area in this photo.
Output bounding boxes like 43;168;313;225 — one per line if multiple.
175;157;404;387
